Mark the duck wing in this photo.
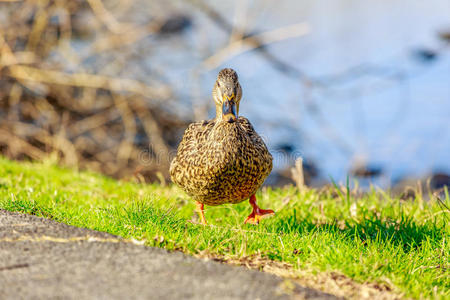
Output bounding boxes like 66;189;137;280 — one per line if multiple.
169;120;214;185
237;117;270;154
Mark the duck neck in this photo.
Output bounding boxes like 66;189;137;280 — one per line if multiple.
215;104;223;121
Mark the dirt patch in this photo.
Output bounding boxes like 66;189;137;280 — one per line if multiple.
195;251;404;300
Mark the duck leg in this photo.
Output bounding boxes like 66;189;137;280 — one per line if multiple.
244;194;274;224
196;201;208;225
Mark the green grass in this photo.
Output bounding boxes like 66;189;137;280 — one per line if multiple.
0;157;448;299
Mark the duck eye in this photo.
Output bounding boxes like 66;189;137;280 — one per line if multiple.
217;82;221;88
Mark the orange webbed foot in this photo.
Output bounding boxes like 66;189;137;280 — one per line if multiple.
244;194;274;225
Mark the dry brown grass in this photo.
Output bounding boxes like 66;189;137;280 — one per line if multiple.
0;0;188;181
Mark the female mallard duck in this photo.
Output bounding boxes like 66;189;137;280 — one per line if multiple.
170;68;273;225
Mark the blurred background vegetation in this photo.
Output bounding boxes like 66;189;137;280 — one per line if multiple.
0;0;449;193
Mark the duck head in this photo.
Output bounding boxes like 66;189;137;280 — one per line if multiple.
213;68;243;123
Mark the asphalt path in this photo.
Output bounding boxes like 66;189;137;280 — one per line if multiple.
0;210;338;300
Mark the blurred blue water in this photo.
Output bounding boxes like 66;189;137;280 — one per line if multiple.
154;0;450;186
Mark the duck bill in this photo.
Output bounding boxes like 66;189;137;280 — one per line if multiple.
222;96;237;122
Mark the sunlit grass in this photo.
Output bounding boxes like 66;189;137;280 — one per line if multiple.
0;157;448;299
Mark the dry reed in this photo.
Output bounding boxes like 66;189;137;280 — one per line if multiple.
0;0;187;181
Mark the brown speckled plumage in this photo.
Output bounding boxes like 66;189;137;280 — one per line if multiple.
170;68;273;207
